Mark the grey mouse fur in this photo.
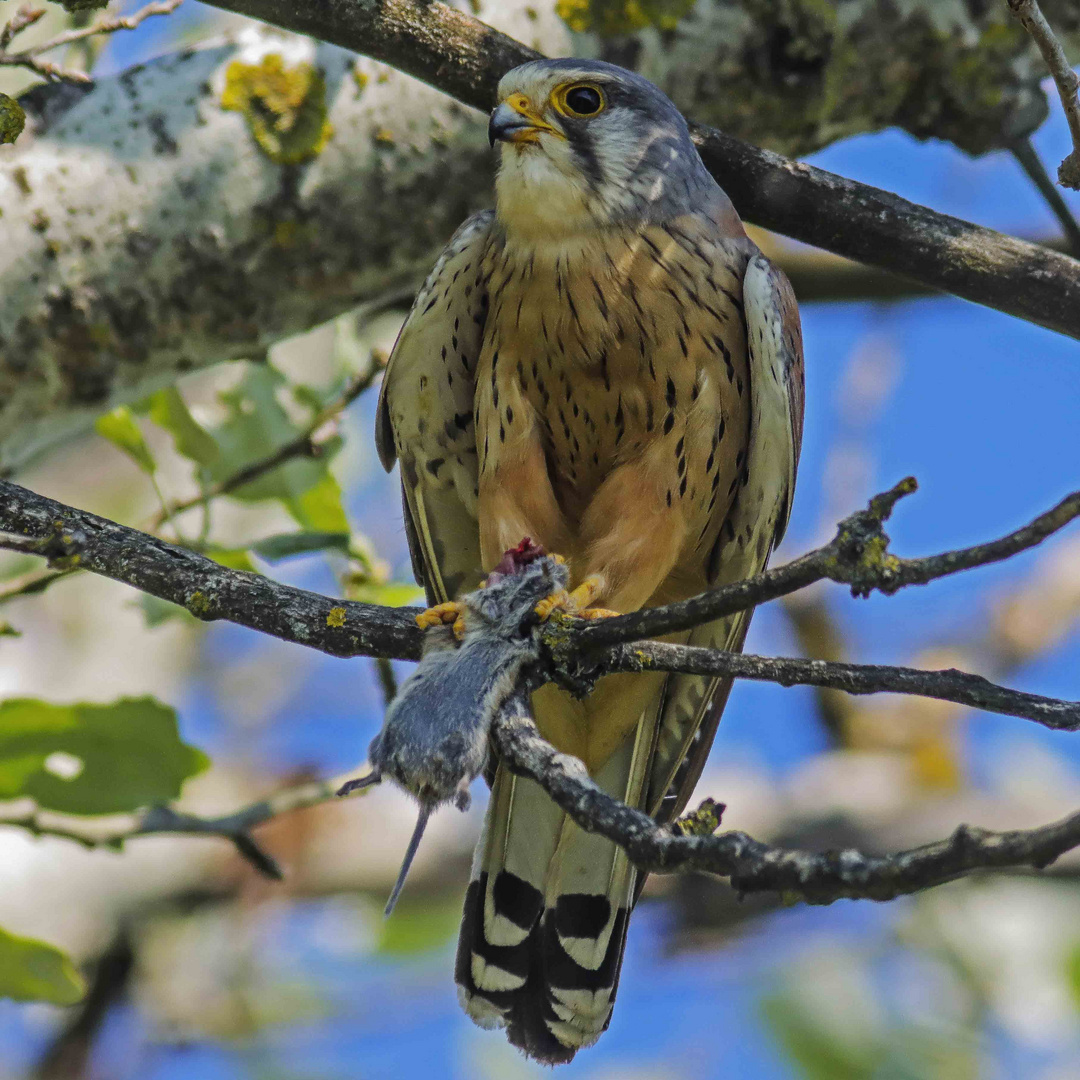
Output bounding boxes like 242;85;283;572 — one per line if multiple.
339;546;568;914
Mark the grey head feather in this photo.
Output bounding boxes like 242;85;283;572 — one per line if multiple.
356;554;570;914
497;58;725;227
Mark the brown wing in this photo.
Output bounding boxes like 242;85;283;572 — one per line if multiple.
376;210;495;605
646;251;805;824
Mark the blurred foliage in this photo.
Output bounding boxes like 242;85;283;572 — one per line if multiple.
0;696;207;814
0;92;25;144
375;893;463;956
204;364;347;533
762;945;981;1080
95;406;158;476
0;927;85;1006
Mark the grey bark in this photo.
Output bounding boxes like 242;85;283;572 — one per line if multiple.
1;0;1078;471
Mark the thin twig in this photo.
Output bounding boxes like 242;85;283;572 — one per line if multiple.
570;480;1080;648
374;655;398;710
0;0;184;84
491;692;1080;903
150;353;385;529
1008;0;1080;189
1010;138;1080;254
606;641;1080;732
0;770;363;879
0;565;76;606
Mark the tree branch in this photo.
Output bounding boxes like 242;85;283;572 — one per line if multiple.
2;476;1078;735
605;641;1080;732
0;478;422;661
196;0;1080;342
490;693;1080;903
0;770;366;879
4;474;1080;903
1009;0;1080;188
572;478;1080;647
0;0;184;84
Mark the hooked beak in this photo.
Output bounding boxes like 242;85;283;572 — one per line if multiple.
488;93;561;147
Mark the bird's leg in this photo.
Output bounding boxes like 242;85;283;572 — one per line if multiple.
416;601;468;639
534;573;620;621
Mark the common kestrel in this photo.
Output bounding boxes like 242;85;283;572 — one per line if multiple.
376;58;804;1063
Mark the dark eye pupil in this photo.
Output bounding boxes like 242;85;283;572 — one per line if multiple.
565;86;601;115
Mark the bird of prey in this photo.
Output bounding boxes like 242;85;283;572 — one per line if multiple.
375;58;804;1063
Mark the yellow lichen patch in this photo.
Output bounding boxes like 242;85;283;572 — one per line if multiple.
326;606;346;628
556;0;695;35
0;93;25;146
673;797;723;837
187;591;210;617
221;54;333;166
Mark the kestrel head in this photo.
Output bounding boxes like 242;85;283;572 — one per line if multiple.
489;59;719;240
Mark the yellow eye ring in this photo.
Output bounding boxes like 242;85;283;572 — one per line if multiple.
551;82;606;119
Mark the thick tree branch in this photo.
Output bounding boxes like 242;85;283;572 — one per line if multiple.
1009;0;1080;188
198;0;1080;342
5;3;1080;471
0;479;422;660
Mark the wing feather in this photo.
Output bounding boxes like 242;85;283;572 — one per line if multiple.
646;250;804;821
376;210;495;603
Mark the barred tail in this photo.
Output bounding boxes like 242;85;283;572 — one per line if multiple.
455;702;655;1063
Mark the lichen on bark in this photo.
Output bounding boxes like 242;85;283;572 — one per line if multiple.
0;93;25;145
221;54;334;165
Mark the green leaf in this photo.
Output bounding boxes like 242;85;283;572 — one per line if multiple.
0;927;85;1005
251;531;351;563
289;470;349;533
207;365;348;531
206;546;259;573
138;594;193;628
1066;942;1080;1012
0;698;208;814
349;581;425;607
94;407;156;474
148;388;221;469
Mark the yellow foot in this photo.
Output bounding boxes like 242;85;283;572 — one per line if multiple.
575;607;621;619
534;573;621;622
416;601;467;639
534;588;570;621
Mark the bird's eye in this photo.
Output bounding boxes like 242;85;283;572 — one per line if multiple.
554;83;605;118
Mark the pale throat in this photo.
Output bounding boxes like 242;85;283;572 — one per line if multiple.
494;146;604;242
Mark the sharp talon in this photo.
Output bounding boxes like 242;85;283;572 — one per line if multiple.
416;601;465;632
576;607;621;620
